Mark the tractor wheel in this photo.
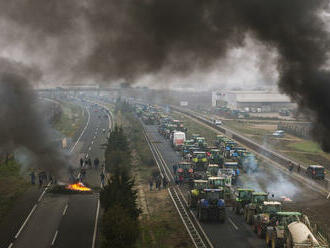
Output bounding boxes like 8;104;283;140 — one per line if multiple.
219;208;225;223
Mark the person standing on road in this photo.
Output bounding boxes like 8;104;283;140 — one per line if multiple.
30;171;35;185
163;177;168;189
88;158;92;168
149;179;153;191
80;158;84;168
297;164;301;173
100;171;105;187
38;172;43;187
94;157;100;170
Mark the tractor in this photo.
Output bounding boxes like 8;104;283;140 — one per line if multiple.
223;162;240;184
264;212;324;248
196;189;226;223
244;192;268;224
176;162;194;183
192;151;208;171
195;137;208;149
187;179;208;208
208;149;224;166
206;164;220;178
252;201;282;238
234;188;255;214
207;176;232;202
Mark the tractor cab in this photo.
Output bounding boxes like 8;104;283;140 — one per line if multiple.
209;149;223;165
192;134;201;143
207;164;220;177
176;162;194;182
234;188;254;214
188;180;208;208
195;137;208;149
197;189;226;222
207;176;231;188
224;162;240;183
251;192;268;204
192;151;208;170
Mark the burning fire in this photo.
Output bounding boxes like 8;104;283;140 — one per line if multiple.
66;182;91;192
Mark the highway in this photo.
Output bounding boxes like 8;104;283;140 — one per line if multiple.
141;120;329;247
4;98;111;248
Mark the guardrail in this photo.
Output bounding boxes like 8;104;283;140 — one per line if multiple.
141;120;213;248
171;106;330;193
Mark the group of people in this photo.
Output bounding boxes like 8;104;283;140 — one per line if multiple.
149;176;168;191
30;170;54;187
80;157;100;170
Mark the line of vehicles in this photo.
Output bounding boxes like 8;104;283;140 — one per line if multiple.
136;103;328;248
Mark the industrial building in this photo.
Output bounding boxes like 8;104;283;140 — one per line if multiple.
212;90;293;112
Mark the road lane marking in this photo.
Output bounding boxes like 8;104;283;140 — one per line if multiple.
69;106;91;153
89;147;91;151
8;242;13;248
14;204;38;239
228;217;239;230
93;136;96;139
91;141;94;145
92;199;100;248
38;182;51;202
51;230;59;246
62;204;68;216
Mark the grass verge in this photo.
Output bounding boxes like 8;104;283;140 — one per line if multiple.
116;108;193;248
53;101;85;138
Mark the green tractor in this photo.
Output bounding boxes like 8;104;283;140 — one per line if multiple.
196;189;226;223
244;192;268;224
234;188;255;214
192;151;208;171
208;149;224;166
206;164;220;178
187;179;208;208
207;176;232;203
265;212;306;248
195;137;208;149
252;201;282;238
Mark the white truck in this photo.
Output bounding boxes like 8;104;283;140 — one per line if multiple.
172;131;186;150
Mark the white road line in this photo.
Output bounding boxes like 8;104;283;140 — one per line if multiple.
228;217;239;230
14;204;37;239
37;182;51;202
91;200;100;248
69;106;91;153
62;204;68;216
12;103;92;244
51;230;59;246
88;147;91;151
91;141;94;145
93;136;96;139
8;242;13;248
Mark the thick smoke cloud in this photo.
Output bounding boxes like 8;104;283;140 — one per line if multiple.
0;60;67;176
1;0;330;150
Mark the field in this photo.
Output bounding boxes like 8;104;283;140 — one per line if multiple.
53;101;85;138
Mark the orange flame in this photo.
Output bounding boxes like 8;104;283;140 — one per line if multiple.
66;182;91;192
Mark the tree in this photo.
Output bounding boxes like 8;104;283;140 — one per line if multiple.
102;204;139;248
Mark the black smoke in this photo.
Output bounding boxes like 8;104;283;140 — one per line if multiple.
1;0;330;150
0;60;68;176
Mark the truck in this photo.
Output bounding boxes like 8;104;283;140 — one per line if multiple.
171;131;186;150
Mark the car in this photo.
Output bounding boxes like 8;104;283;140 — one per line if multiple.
306;165;325;180
214;119;222;126
272;130;285;137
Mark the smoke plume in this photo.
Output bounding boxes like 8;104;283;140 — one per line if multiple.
1;0;330;150
0;60;67;176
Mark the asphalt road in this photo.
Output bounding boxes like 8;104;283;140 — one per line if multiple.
142;123;328;248
8;98;110;248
